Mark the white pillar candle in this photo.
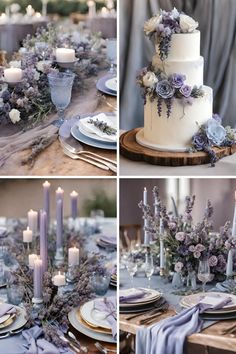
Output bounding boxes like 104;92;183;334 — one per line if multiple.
53;271;66;286
29;254;38;268
23;226;33;243
56;48;75;63
4;68;22;83
232;191;236;237
68;247;79;266
27;209;38;234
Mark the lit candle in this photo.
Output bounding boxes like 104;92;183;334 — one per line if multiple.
232;191;236;237
56;199;63;249
4;68;22;83
143;187;149;244
56;187;64;203
27;209;38;234
55;48;75;63
70;190;78;219
29;254;38;268
43;180;50;227
40;210;48;272
53;271;66;286
33;259;43;300
26;5;35;17
23;226;33;243
143;187;147;205
68;247;79;266
159;219;165;269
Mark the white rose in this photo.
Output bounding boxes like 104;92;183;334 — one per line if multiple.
9;109;21;124
8;60;21;68
144;15;162;35
33;70;40;81
142;71;158;88
36;60;51;72
179;14;198;33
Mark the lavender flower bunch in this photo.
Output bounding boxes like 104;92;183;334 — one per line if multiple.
144;8;198;60
138;186;234;279
192;115;236;166
137;67;204;118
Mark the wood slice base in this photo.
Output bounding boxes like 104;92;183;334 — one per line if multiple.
120;128;236;167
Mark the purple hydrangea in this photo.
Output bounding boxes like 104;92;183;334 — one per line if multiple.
156;80;175;99
206;119;226;146
170;73;186;88
180;84;192;98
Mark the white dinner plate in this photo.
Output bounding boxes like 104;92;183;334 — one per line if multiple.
0;314;10;325
105;78;117;92
80;299;112;330
68;307;116;344
0;306;27;334
119;288;161;307
79;124;116;144
180;292;236;314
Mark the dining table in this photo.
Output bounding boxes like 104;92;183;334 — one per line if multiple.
0;70;117;176
0;217;117;354
120;268;236;354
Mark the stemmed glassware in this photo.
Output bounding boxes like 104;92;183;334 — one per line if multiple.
198;259;210;292
106;38;117;74
47;72;75;127
144;253;154;288
126;256;137;287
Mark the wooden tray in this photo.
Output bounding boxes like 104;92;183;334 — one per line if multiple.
120;128;236;167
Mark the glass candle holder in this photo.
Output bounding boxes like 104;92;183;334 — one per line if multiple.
90;272;110;296
47;71;75;127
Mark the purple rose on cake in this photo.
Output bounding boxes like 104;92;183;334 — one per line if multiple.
180;84;192;97
206;119;226;146
156;80;175;99
192;132;209;150
170;73;186;88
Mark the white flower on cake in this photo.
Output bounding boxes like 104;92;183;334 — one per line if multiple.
144;15;162;35
9;109;21;124
179;14;198;33
142;71;158;88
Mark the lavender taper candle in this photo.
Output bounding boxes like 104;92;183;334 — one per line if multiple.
56;199;63;249
70;190;78;219
33;259;43;300
40;210;48;272
43;181;50;228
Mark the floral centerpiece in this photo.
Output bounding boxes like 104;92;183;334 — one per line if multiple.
139;186;235;280
0;24;106;127
144;8;198;60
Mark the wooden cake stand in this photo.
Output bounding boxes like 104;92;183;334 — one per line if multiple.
120;128;236;167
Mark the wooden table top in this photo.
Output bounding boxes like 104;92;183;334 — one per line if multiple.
120;310;236;352
0;71;117;176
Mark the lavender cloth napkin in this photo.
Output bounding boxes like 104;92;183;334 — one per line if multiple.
100;236;117;245
119;289;147;304
22;326;73;354
93;297;117;339
0;304;16;317
136;297;231;354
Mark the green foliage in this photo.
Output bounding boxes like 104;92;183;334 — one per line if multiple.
83;190;116;217
0;1;115;16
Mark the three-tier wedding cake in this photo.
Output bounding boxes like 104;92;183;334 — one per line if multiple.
136;9;213;152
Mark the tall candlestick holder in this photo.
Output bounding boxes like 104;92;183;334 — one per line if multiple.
54;247;64;267
68;217;80;231
32;296;43;309
66;265;76;283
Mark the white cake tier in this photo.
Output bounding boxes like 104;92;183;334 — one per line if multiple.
139;86;213;151
155;31;200;61
152;56;204;87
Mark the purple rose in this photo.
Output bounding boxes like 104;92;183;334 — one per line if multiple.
189;245;195;252
156;80;175;99
175;232;185;241
168;222;177;230
170;73;186;88
193;251;201;259
180;84;192;97
195;243;205;252
174;261;183;273
208;255;218;267
192;132;209;151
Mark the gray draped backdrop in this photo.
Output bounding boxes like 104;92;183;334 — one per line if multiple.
120;0;236;130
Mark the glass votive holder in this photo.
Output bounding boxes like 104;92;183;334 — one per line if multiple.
7;285;24;305
90;272;111;296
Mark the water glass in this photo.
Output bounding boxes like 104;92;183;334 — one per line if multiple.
106;38;117;73
91;272;111;296
47;72;75;127
143;253;154;288
7;285;24;305
198;259;210;292
126;259;137;287
90;209;105;232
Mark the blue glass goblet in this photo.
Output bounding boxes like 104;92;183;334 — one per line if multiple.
47;72;75;127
